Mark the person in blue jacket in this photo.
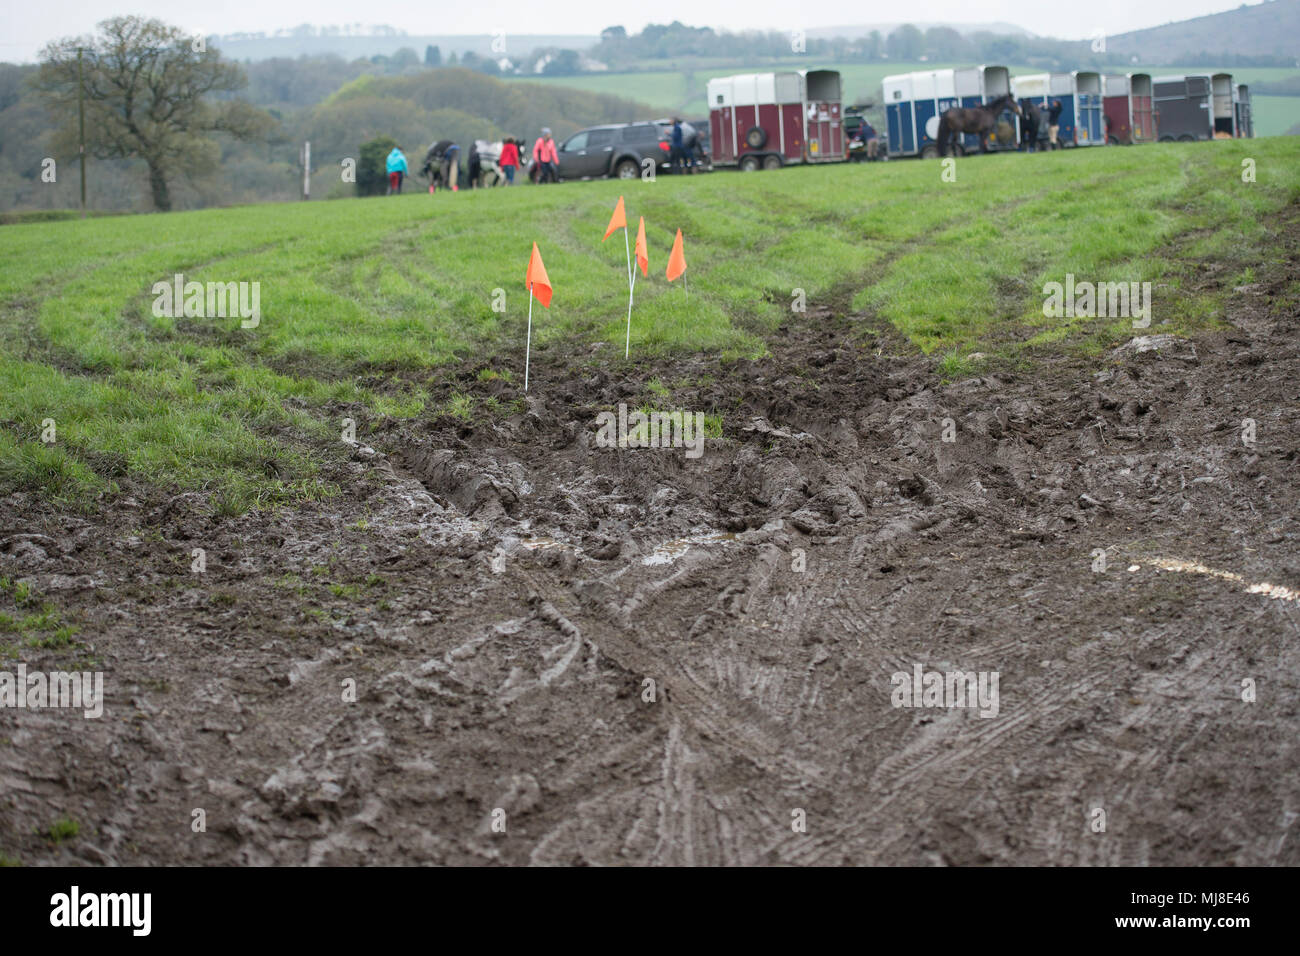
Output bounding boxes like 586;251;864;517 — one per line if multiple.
670;118;687;174
386;147;409;195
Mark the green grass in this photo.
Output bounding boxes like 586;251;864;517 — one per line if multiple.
43;817;80;844
2;137;1297;513
0;577;78;658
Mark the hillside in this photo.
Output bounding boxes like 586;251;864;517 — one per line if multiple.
210;33;599;63
0;67;654;212
1108;0;1300;62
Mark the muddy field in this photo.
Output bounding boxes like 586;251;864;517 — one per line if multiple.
3;212;1298;867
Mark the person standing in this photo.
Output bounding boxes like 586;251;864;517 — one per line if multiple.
670;118;687;174
683;121;703;172
386;146;408;195
1047;99;1063;150
499;137;520;185
467;142;482;189
1019;100;1039;153
441;141;460;191
532;128;558;184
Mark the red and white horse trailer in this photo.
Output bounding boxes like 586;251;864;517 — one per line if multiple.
707;70;844;171
1102;73;1156;144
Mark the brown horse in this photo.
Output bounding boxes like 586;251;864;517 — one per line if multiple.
936;94;1022;157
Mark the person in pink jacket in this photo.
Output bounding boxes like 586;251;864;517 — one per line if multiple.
532;128;558;184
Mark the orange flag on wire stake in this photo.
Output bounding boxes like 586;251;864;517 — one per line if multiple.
666;229;687;282
634;217;649;277
525;242;552;307
603;196;627;241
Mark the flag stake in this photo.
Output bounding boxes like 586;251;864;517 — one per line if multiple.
623;226;632;292
624;226;633;358
625;269;635;360
525;281;534;392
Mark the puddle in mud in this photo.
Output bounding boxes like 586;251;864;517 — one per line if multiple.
1142;557;1300;604
642;530;739;566
522;537;567;552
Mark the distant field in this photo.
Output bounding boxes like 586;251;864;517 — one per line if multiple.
1;137;1297;511
511;62;1300;134
1248;95;1300;136
507;61;961;115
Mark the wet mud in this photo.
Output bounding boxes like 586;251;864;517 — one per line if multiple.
2;216;1298;866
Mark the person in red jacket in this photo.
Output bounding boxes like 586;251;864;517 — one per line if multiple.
532;128;558;184
499;137;520;185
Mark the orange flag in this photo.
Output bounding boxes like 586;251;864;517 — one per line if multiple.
634;217;648;276
603;196;627;241
666;229;687;282
525;242;552;308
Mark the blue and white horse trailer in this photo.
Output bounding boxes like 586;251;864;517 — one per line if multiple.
883;70;955;158
884;65;1016;158
1012;72;1104;146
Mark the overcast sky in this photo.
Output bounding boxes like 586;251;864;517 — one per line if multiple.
0;0;1269;62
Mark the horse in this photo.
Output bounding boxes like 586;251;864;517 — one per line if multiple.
935;94;1022;157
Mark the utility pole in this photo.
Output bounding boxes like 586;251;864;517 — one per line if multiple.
77;47;86;218
302;140;310;200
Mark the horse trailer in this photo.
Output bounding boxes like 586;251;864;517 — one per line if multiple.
883;65;1017;158
1012;72;1105;146
1235;84;1254;138
707;70;844;171
1102;73;1156;144
1153;73;1236;140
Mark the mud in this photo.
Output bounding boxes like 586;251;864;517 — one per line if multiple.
2;214;1299;867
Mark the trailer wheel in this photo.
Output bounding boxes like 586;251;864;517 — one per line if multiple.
744;127;768;149
739;154;761;172
1178;134;1195;143
920;145;939;160
1159;135;1174;143
762;154;782;170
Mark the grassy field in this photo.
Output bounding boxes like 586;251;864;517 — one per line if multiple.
1;137;1297;514
510;62;1300;136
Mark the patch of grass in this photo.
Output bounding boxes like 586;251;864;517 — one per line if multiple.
0;582;78;653
440;392;474;421
936;350;976;381
44;817;80;844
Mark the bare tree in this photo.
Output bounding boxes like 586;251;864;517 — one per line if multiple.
36;16;274;211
